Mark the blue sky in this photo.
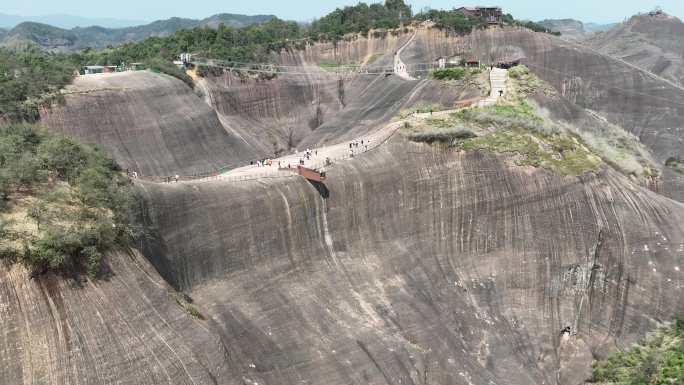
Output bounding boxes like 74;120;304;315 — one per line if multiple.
4;0;681;24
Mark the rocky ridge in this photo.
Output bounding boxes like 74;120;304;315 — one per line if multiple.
5;23;683;385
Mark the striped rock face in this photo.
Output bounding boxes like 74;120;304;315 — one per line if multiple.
9;24;684;385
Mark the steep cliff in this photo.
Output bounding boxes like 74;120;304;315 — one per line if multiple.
11;24;683;385
40;71;261;176
400;26;684;202
0;250;234;385
588;13;684;86
198;30;481;152
135;137;684;385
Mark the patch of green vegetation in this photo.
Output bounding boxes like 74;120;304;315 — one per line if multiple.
665;157;684;174
405;98;602;176
431;67;482;81
145;57;194;88
408;128;476;144
506;65;555;96
186;306;206;320
516;20;562;35
170;292;206;320
0;46;78;122
318;62;342;69
318;62;360;72
589;317;684;385
414;9;478;33
365;53;383;65
508;64;529;79
453;101;601;176
453;99;544;130
308;0;412;40
0;124;138;278
459;129;602;176
415;9;560;36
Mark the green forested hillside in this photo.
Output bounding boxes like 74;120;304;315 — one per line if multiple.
0;0;558;124
590;318;683;385
0;14;276;51
0;124;137;278
308;0;412;40
0;46;77;122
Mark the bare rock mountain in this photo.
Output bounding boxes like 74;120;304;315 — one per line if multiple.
5;23;684;385
537;19;617;41
538;19;587;40
588;11;684;86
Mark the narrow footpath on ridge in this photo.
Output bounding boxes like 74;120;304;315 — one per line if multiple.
158;63;508;184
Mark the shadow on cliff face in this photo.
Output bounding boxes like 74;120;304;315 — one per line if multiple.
308;180;329;199
136;137;684;385
21;27;684;385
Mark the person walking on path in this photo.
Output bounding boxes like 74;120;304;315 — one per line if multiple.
174;174;179;183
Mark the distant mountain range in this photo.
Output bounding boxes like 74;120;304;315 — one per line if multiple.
0;13;276;51
587;12;684;85
0;13;147;29
537;19;616;40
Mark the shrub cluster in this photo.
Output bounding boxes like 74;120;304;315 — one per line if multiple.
431;67;482;81
406;100;603;176
590;317;683;385
432;67;466;80
454;101;547;132
145;57;194;88
309;0;412;40
517;20;562;36
413;9;479;33
408;127;476;144
508;64;530;79
0;46;78;122
0;124;137;278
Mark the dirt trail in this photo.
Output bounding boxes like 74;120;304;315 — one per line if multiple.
195;111;446;183
166;69;507;184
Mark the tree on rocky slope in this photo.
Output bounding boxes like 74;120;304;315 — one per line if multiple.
0;124;139;278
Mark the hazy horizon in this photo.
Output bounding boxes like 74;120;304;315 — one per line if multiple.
1;0;681;28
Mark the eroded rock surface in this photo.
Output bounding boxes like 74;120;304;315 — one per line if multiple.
136;138;684;385
9;25;684;385
403;27;684;202
40;71;261;176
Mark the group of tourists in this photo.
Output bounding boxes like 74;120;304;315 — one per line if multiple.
162;175;180;183
252;159;274;167
297;148;317;166
143;138;375;183
348;139;370;157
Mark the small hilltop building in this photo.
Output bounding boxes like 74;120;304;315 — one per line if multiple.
456;6;504;24
83;65;105;75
